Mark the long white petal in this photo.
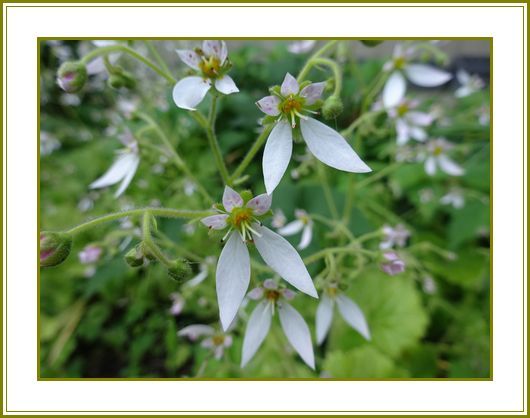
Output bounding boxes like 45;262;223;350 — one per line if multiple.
216;233;250;331
223;186;244;211
253;224;317;298
277;220;304;236
298;224;313;250
316;294;334;345
438;155;464;176
404;64;452;87
241;301;272;367
278;303;315;369
407;111;433;126
409;126;427;142
178;324;215;340
90;153;135;190
336;294;371;340
114;153;139;197
382;71;406;108
172;76;211;111
396;119;410;145
425;156;437;176
215;75;239;95
247;193;272;215
301;118;371;173
263;121;293;195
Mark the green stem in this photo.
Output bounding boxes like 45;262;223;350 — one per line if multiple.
142;211;172;266
66;208;214;235
316;164;339;220
80;45;176;84
354;162;400;190
340;110;385;138
361;70;390;113
297;40;339;82
311;57;342;96
342;178;356;225
143;41;172;76
230;124;273;182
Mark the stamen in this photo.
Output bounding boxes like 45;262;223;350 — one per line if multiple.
290;111;296;128
246;223;262;238
294;110;308;120
221;228;232;243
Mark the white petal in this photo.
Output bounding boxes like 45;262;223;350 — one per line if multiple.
277;220;304;236
407;111;433;126
438;155;464;176
178;324;214;340
455;86;472;98
316;294;334;345
241;301;272;367
278;303;315;369
216;233;250;331
201;214;229;230
202;40;227;63
184;266;209;288
456;69;470;85
287;40;316;54
256;95;281;116
404;64;452;87
425;156;437;176
92;40;118;48
300;82;326;105
300;118;371;173
86;57;106;75
175;49;201;70
336;294;371;340
247;193;272;215
396;119;410;145
223;186;244;212
263;121;293;194
172;76;211;111
114;153;139;197
90;153;136;190
409;126;427;142
215;75;239;95
253;225;317;298
281;73;299;96
382;71;406;108
298;224;313;250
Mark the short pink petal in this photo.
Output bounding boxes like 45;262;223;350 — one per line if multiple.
246;193;272;215
222;186;243;212
300;82;326;105
176;49;201;70
201;214;229;230
281;73;299;96
256;95;281;116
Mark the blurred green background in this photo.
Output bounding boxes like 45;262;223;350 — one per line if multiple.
39;40;490;378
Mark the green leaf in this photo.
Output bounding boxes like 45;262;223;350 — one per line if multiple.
323;346;402;378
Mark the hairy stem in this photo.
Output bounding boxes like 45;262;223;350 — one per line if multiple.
230;124;273;182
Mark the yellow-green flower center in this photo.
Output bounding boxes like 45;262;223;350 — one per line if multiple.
280;96;303;114
199;56;221;79
229;207;253;228
396;103;409;117
433;146;444;156
265;289;281;301
394;56;406;69
212;334;225;346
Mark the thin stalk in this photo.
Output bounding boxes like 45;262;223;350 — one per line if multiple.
297;40;339;82
143;41;172;76
340;110;385;138
354;162;400;190
316;164;339;220
311;57;342;96
142;211;172;266
361;70;390;113
230;124;273;182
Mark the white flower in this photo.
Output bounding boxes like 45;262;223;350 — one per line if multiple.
201;187;317;330
287;40;316;54
440;188;465;209
78;245;102;264
315;284;371;345
89;130;140;197
420;138;464;177
422;276;437;295
173;40;239;110
40;131;61;156
477;105;490;126
277;209;313;250
178;324;232;360
380;224;410;250
384;90;434;146
169;292;185;316
242;280;314;369
86;40;121;76
257;73;371;194
455;69;485;98
271;208;287;229
382;44;452;108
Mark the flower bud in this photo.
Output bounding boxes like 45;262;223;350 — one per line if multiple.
57;61;87;93
107;69;136;90
167;258;192;283
124;244;145;268
380;252;406;276
322;95;344;120
40;231;72;267
360;40;383;47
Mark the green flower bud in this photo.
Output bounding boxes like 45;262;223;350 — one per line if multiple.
360;40;383;47
40;231;72;268
107;69;136;90
322;95;344;120
56;61;87;93
124;244;145;268
167;258;192;283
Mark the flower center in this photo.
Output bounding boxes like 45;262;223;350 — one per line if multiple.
230;207;253;227
280;96;303;114
394;56;406;69
199;56;221;79
396;103;409;117
265;289;281;301
326;286;338;298
212;334;225;346
433;146;443;156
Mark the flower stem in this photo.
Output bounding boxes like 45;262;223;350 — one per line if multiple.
142;211;172;267
66;208;214;235
297;40;339;82
229;124;273;182
354;162;400;190
340;110;385;138
309;57;342;96
316;163;339;220
80;45;176;84
361;70;390;113
143;41;172;77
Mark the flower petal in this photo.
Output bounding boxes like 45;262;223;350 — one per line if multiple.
201;214;229;230
287;40;316;54
300;117;371;173
280;72;299;96
256;95;281;116
396;119;410;145
300;82;326;105
263;121;293;194
298;224;313;250
316;294;334;345
183;265;209;288
409;126;427;142
278;303;315;369
241;301;272;367
216;233;250;331
223;186;244;212
247;193;272;215
215;75;239;95
277;220;304;236
89;153;136;190
253;224;317;298
382;71;406;108
172;76;211;111
175;49;201;70
404;64;452;87
202;40;228;63
178;324;215;340
114;153;140;197
425;156;437;176
336;294;371;340
407;111;433;126
438;155;464;176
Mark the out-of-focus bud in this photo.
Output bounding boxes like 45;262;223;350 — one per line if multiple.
322;95;344;120
240;190;253;204
107;67;136;90
360;40;383;47
56;61;88;93
167;258;192;283
40;231;72;267
380;252;406;276
124;244;145;268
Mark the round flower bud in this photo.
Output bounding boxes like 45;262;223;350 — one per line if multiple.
360;40;383;47
167;258;192;283
107;69;136;90
40;231;73;268
322;95;344;120
56;61;87;93
124;244;145;268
